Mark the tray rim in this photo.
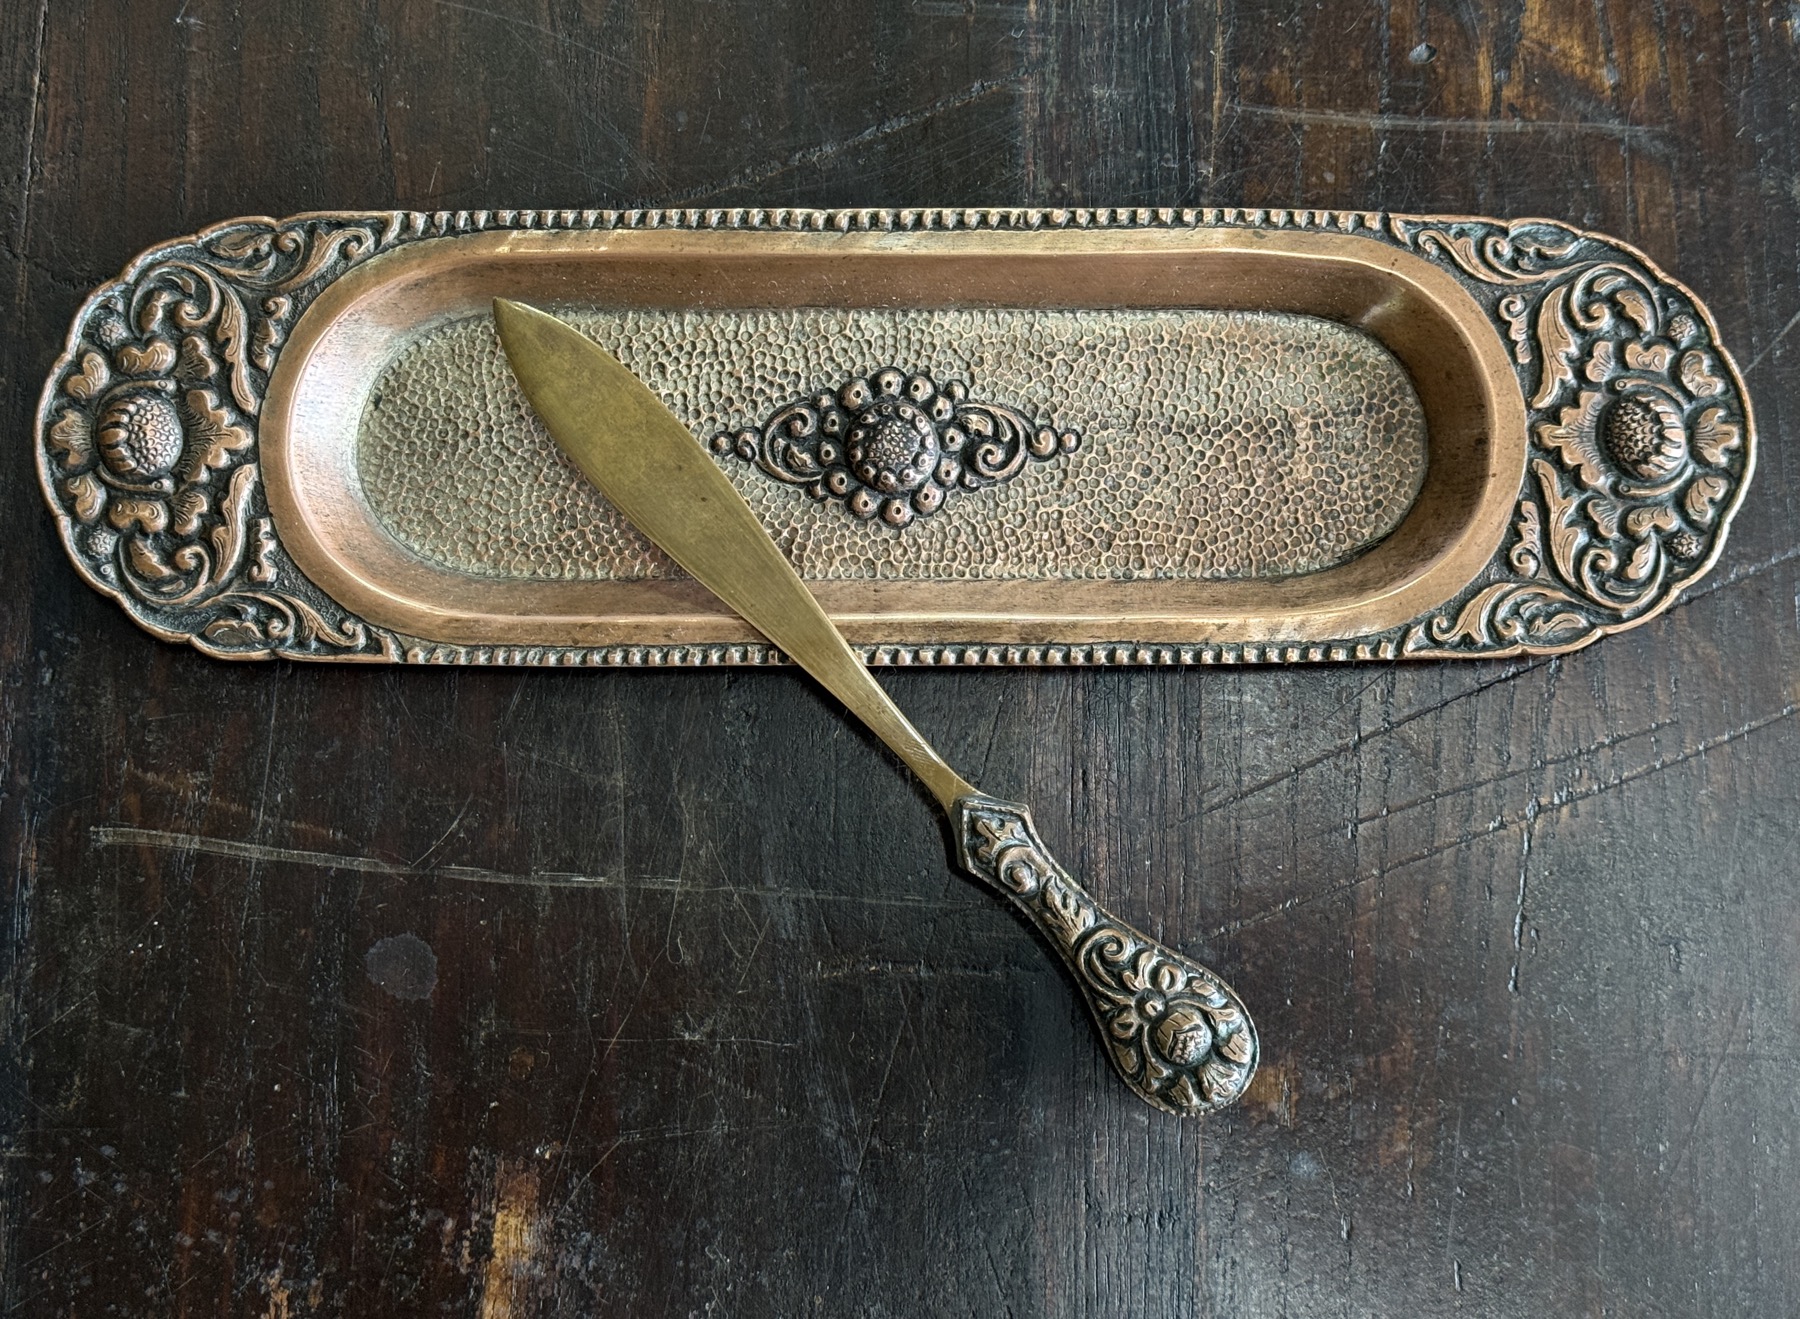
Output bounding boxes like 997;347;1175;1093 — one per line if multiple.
35;205;1756;666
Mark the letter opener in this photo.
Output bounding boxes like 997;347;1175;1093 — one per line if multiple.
493;299;1257;1115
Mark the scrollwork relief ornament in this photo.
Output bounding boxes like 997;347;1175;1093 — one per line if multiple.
39;216;402;659
1390;217;1752;657
953;794;1257;1114
712;369;1080;528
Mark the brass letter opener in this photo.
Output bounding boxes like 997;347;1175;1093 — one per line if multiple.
494;299;1257;1115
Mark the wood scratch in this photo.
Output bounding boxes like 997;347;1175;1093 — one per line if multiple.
1664;1001;1747;1181
89;826;984;911
551;1119;810;1216
1190;658;1555;821
247;679;283;872
1741;302;1800;376
94;826;416;878
1207;701;1798;937
9;1;48;315
1339;712;1668;839
1231;101;1668;144
1508;798;1539;995
812;957;1009;982
1207;0;1227;184
433;0;634;71
407;793;476;870
659;70;1037;205
824;985;911;1284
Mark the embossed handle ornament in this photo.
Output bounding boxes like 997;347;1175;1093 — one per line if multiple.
493;299;1257;1115
955;794;1256;1113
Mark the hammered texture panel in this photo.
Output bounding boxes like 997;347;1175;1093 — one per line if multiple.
355;308;1427;582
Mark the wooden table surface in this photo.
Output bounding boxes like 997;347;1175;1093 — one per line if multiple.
3;3;1797;1315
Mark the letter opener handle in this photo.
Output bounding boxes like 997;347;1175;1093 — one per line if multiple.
493;299;1257;1115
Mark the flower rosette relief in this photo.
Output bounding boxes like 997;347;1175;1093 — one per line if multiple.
1075;932;1256;1114
37;218;395;658
713;367;1079;527
47;335;260;599
1532;326;1742;577
1396;219;1753;655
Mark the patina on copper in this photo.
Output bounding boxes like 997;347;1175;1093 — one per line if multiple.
34;207;1754;665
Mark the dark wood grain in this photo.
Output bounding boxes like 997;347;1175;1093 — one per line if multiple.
3;2;1797;1315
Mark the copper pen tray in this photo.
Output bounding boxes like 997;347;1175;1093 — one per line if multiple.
36;207;1753;666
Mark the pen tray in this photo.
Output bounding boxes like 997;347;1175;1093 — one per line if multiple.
36;207;1753;665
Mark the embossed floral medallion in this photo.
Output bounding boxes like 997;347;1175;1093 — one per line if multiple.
39;217;399;659
1390;219;1753;656
711;368;1080;527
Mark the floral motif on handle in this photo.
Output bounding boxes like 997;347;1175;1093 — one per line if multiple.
953;794;1258;1115
712;368;1080;528
39;218;401;659
1392;218;1751;656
